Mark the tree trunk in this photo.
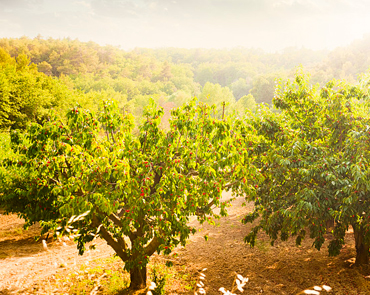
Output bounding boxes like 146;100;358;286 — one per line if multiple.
326;218;334;233
129;265;147;290
354;225;369;265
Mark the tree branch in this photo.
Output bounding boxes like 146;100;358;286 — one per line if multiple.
186;170;199;177
144;236;161;256
108;213;123;227
92;215;129;261
223;179;240;189
196;200;215;216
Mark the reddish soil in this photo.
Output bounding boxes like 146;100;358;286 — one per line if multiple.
1;192;370;294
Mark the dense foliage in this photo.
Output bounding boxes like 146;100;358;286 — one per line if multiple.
244;72;370;265
0;50;67;130
2;35;370;129
0;48;106;130
0;99;257;289
0;37;260;127
3;35;370;291
0;133;13;161
0;36;328;113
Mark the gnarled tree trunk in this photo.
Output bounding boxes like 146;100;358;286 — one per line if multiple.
353;225;369;265
129;265;147;290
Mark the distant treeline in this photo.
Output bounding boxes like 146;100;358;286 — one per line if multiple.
1;35;370;130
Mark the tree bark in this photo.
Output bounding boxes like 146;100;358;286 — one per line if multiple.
129;265;147;290
326;218;334;233
354;225;369;265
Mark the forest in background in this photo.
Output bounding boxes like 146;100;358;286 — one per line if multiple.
1;35;370;130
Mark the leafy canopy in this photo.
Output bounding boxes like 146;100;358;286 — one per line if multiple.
0;99;257;288
244;71;370;264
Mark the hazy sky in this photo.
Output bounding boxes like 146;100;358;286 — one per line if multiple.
0;0;369;52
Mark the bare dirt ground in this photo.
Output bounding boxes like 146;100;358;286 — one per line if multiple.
0;213;115;294
1;192;370;294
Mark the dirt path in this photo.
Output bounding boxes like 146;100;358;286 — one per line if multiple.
1;193;370;294
0;214;115;294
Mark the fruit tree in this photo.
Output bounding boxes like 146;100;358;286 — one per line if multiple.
0;99;257;290
243;71;370;265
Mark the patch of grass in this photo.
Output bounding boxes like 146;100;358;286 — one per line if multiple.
255;239;270;252
103;268;130;294
0;227;24;238
150;267;167;295
25;253;196;294
148;258;197;293
39;256;130;294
